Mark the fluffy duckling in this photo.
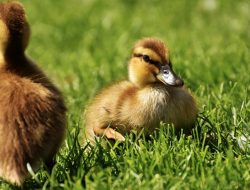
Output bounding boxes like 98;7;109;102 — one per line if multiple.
84;38;198;144
0;2;66;185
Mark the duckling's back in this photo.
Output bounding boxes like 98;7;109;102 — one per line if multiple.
0;73;66;185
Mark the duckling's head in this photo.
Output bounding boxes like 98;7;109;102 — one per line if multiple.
0;2;30;57
129;38;183;87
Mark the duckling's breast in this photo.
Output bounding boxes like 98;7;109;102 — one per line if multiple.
119;85;197;134
135;86;170;132
112;85;170;134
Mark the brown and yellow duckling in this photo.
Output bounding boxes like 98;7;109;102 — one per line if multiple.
0;2;66;185
84;38;198;144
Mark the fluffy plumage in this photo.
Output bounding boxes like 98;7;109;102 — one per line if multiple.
0;2;66;185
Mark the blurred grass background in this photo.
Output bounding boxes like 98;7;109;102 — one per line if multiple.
0;0;249;189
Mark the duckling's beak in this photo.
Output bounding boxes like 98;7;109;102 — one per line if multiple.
156;65;184;87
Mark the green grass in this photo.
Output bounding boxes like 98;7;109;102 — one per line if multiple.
0;0;249;189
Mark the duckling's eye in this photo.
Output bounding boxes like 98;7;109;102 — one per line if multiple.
143;55;150;63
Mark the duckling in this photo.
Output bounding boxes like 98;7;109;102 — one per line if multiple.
84;38;198;144
0;2;66;185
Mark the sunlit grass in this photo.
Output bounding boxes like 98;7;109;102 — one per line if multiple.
0;0;249;189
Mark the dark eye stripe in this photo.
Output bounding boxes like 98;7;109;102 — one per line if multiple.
133;53;161;68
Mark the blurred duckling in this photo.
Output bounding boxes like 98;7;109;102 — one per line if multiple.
0;2;66;185
84;38;198;144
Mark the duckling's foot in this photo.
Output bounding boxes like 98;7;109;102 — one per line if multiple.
94;127;125;142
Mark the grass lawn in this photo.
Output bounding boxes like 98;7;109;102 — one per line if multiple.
0;0;249;189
